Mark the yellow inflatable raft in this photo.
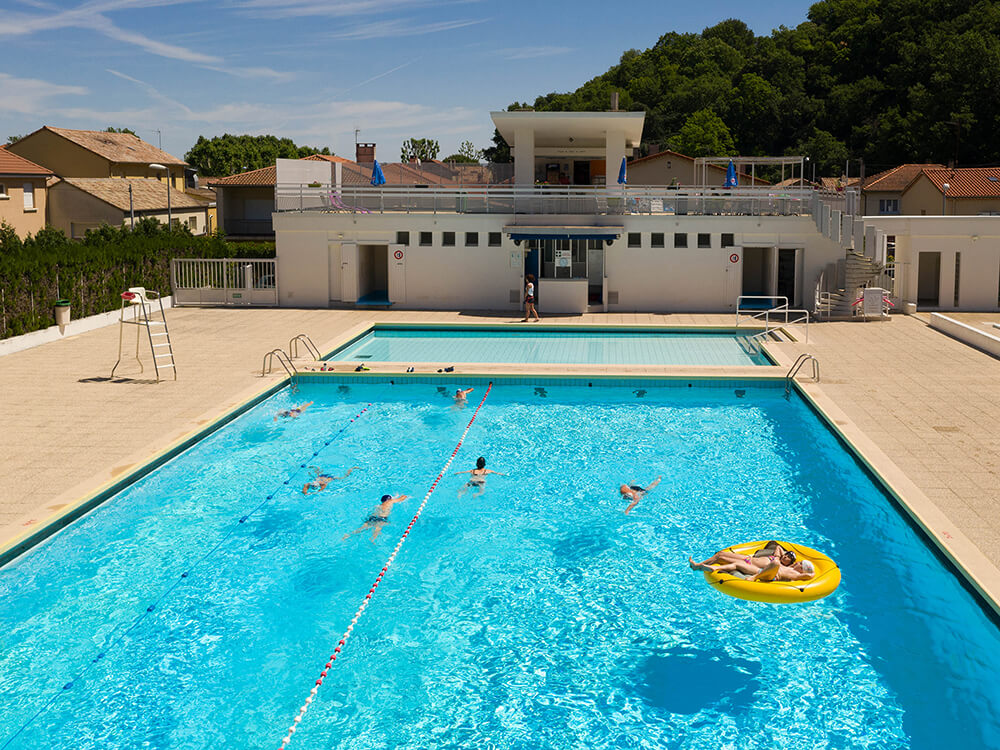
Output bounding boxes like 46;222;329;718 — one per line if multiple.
702;540;841;604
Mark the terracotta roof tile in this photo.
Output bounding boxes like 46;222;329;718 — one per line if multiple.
921;167;1000;198
304;154;356;165
59;178;206;211
0;148;53;176
43;127;186;166
205;165;277;187
862;163;944;192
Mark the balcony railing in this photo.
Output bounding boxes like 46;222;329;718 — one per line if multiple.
274;184;816;217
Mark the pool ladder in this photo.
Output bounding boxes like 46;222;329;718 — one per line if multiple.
784;354;819;396
288;334;321;360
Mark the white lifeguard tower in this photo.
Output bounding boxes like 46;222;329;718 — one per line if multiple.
110;287;177;381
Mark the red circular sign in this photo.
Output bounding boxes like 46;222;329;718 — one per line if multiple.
729;253;740;263
393;250;404;260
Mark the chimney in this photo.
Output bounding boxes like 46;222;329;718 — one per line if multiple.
610;92;619;111
356;142;375;164
647;144;660;156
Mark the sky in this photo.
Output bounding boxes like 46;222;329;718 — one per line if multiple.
1;0;817;167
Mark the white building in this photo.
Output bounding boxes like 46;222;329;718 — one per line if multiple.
272;111;1000;315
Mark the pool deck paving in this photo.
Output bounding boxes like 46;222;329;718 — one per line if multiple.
1;307;998;608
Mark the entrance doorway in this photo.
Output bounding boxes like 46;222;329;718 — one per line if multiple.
573;160;591;186
742;247;771;296
587;241;604;304
524;245;540;305
776;248;798;305
917;252;941;307
358;244;388;305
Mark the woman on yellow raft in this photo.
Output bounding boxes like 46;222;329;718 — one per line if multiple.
689;540;840;603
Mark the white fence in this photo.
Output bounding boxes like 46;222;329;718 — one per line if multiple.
274;184;816;217
171;259;277;306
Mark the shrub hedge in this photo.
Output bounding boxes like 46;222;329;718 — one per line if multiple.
0;219;275;339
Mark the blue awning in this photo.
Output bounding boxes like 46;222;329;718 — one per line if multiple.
505;225;623;242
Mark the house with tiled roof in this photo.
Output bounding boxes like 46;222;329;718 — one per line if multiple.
46;177;214;238
626;149;769;187
5;127;214;236
904;167;1000;216
859;163;945;215
0;147;52;238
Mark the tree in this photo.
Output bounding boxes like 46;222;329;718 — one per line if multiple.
400;138;440;162
184;134;333;176
673;109;737;157
6;135;25;145
480;129;511;163
443;140;480;163
105;127;136;135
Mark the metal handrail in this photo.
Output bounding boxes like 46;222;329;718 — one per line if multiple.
784;354;820;395
764;308;810;342
737;329;771;357
288;334;321;360
262;348;298;378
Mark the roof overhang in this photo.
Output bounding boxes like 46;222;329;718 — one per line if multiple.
504;225;624;242
490;112;645;150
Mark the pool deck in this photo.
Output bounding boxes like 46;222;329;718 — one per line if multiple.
2;308;999;607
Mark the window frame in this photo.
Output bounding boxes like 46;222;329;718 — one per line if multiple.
419;231;433;246
442;231;456;247
674;232;687;248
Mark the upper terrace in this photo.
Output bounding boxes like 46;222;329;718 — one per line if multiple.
273;182;827;217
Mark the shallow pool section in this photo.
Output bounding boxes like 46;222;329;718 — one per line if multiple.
2;379;999;749
328;326;771;365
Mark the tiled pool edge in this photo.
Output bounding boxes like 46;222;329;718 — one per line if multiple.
0;377;292;569
794;379;1000;619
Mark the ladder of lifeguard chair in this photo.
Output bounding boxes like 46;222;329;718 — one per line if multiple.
143;295;177;381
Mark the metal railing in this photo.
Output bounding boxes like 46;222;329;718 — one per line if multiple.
737;329;772;358
262;348;297;379
785;354;820;395
288;334;321;360
275;184;816;217
736;296;789;325
172;258;277;306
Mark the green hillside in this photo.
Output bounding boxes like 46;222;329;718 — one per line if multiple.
528;0;1000;174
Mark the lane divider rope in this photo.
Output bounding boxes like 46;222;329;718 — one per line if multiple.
1;400;374;750
277;381;494;750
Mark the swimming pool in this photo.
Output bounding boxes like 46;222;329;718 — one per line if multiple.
328;326;772;366
1;378;998;749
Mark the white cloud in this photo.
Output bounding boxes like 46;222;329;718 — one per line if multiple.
327;16;485;40
0;73;88;115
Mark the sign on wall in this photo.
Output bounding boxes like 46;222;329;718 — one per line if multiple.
555;248;572;268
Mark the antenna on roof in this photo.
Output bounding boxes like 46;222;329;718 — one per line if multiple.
152;129;161;149
354;128;360;145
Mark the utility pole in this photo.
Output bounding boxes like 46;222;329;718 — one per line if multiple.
152;129;162;150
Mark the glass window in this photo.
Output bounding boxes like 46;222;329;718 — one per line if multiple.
396;231;410;245
488;232;501;246
628;232;641;248
879;198;899;214
187;215;198;231
651;233;664;248
419;231;432;246
465;232;478;247
442;231;455;246
0;183;7;197
22;183;34;210
698;233;711;248
540;238;588;279
721;233;734;248
674;232;687;248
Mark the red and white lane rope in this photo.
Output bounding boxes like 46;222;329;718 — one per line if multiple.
277;381;493;750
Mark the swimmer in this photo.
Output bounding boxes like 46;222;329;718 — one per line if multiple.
342;494;409;542
302;466;359;495
274;401;313;422
454;387;474;404
620;476;662;514
455;456;504;497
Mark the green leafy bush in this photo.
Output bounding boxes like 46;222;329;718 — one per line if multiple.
0;220;274;339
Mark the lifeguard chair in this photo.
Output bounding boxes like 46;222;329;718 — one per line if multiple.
110;287;177;381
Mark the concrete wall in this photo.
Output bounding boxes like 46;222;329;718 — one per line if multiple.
930;313;1000;358
274;211;844;313
0;177;47;237
863;216;1000;310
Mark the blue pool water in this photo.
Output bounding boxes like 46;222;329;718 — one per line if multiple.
329;326;771;365
2;379;999;749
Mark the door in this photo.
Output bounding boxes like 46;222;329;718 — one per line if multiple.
776;248;797;306
573;160;590;185
340;243;358;303
917;251;941;306
388;243;406;304
328;243;342;303
741;247;769;296
524;245;540;305
586;242;604;304
725;248;742;309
